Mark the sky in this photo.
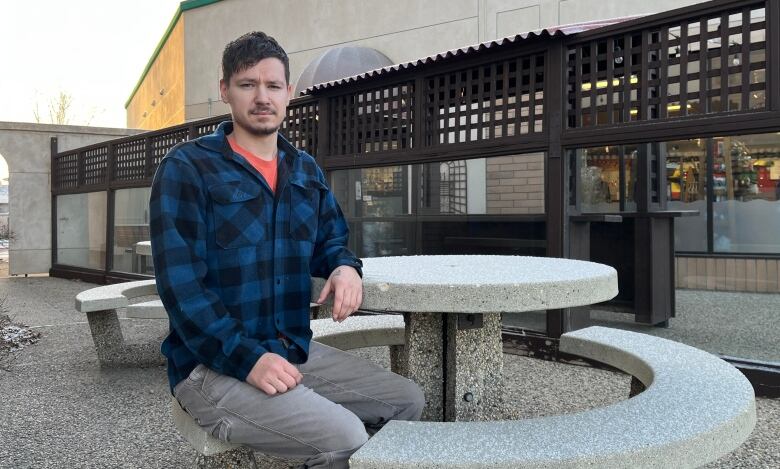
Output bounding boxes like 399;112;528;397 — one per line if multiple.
0;0;184;181
0;0;184;129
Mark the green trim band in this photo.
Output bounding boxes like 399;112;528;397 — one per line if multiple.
125;0;223;109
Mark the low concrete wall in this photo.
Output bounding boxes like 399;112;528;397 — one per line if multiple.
0;122;141;275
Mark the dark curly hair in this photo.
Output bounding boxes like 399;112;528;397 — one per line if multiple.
222;31;290;84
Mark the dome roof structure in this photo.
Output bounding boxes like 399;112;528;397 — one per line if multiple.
293;46;394;96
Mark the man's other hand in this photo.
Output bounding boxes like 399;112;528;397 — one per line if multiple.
246;353;303;395
315;266;363;322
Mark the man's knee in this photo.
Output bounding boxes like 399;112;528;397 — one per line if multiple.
328;410;370;451
396;378;426;421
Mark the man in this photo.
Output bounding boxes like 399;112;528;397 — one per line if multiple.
150;31;424;468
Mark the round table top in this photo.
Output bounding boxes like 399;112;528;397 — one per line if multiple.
312;255;618;314
135;241;152;256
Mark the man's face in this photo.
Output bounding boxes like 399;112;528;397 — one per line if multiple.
220;58;292;137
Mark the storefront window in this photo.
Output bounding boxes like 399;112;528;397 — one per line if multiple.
421;154;545;216
56;192;107;269
330;153;546;260
573;146;621;213
113;187;152;274
664;139;708;252
353;221;415;258
713;133;780;253
332;166;415;258
623;145;639;211
331;166;411;219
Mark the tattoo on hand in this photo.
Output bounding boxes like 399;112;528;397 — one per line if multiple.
333;268;342;277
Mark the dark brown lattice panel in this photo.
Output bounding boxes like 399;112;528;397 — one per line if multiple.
195;121;219;137
567;2;767;128
282;100;318;155
53;153;79;190
424;54;545;146
114;138;147;181
149;129;189;176
329;82;414;156
83;146;108;186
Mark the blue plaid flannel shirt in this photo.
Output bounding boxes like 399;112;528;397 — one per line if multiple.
149;121;362;391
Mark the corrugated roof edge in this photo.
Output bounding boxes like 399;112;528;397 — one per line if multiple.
124;0;223;109
303;16;641;95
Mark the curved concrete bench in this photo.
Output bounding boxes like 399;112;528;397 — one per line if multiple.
349;326;756;469
75;280;326;364
74;280;164;366
172;315;407;468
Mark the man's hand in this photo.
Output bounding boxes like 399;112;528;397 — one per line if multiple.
315;266;363;322
246;353;303;395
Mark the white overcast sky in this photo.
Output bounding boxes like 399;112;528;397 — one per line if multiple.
0;0;184;129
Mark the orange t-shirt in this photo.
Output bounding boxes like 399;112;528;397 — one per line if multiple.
227;137;278;193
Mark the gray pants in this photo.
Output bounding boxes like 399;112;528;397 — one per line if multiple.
174;341;425;468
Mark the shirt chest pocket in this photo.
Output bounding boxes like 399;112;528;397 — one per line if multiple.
208;181;267;249
289;179;325;242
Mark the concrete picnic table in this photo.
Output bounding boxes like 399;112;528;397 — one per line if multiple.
313;255;618;422
135;241;152;256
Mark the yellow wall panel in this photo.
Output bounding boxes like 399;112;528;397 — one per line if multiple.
127;18;186;130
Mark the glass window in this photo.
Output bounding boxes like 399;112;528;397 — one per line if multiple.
664;139;708;252
713;133;780;253
330;153;547;261
56;192;107;269
353;221;415;258
331;166;416;259
113;187;152;274
422;154;545;216
623;145;639;211
331;166;411;219
574;146;621;213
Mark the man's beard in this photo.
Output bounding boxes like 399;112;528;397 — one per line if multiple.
237;109;280;136
246;122;280;136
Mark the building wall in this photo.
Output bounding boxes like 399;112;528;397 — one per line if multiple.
676;257;780;293
0;122;140;275
126;0;715;126
176;0;712;122
182;0;479;120
126;17;186;130
486;153;545;214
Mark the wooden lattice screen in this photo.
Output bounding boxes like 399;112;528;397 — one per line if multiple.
53;153;80;190
149;129;189;177
113;139;147;182
83;146;108;186
425;53;545;146
329;82;414;155
194;120;220;137
566;2;767;128
281;99;319;155
52;103;320;191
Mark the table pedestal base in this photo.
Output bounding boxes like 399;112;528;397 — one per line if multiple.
403;313;504;422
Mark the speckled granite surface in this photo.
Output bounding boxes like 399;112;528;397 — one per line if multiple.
0;277;776;468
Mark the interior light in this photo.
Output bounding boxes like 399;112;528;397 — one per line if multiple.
667;103;692;112
581;75;638;91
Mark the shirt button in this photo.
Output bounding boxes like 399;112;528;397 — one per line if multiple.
276;279;281;285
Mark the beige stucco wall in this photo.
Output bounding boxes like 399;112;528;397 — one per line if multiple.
182;0;480;121
0;122;141;275
126;17;186;130
127;0;713;127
